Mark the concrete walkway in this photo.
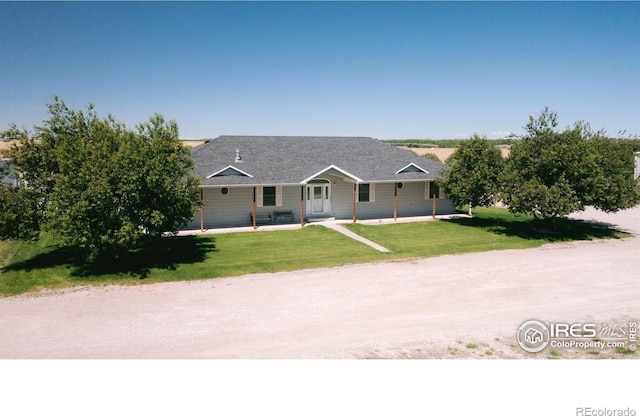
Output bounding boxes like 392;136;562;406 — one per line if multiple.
316;222;391;253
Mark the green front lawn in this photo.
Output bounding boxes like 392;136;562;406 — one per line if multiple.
344;206;626;258
0;207;629;297
0;226;381;297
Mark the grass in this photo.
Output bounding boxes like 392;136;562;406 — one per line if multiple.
548;349;562;359
615;347;636;356
344;206;627;258
0;226;380;297
0;207;630;297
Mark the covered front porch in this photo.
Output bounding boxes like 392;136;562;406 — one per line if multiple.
189;177;454;231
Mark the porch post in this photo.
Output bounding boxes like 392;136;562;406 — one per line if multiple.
352;183;357;223
252;186;257;229
300;185;305;227
394;183;398;221
199;188;204;232
432;193;436;218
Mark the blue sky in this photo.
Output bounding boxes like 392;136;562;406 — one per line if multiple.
1;1;638;140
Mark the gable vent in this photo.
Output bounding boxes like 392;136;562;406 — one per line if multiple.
395;163;429;175
207;165;253;178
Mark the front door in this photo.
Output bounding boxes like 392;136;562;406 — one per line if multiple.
306;181;331;216
313;185;324;213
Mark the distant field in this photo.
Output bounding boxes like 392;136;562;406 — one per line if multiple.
5;140;509;161
0;141;16;152
181;140;206;147
404;146;510;161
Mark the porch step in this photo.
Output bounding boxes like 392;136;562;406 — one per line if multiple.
306;216;336;223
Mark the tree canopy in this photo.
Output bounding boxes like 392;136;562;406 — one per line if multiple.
500;108;640;222
587;136;640;213
0;97;201;261
441;134;504;213
441;108;640;223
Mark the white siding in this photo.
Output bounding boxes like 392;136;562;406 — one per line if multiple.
331;180;356;219
186;186;306;228
401;181;453;216
354;182;394;219
332;180;455;220
185;181;456;229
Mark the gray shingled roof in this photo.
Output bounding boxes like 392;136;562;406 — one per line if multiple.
191;136;447;186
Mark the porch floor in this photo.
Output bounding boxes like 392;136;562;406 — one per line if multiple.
178;213;469;236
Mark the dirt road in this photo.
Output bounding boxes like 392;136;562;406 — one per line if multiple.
1;207;638;359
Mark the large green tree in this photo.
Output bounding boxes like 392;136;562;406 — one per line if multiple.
441;134;504;215
499;108;640;223
0;184;42;241
587;135;640;213
0;97;201;261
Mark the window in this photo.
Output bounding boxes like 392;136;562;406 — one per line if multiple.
263;186;277;206
257;186;282;207
357;183;375;203
358;184;370;202
430;182;440;199
425;182;443;199
307;184;330;201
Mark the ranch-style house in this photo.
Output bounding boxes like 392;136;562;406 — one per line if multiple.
187;136;456;230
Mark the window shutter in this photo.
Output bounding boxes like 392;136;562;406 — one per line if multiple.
256;186;263;208
370;183;375;202
276;186;283;207
425;182;429;200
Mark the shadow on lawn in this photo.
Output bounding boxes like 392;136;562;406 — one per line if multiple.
1;235;217;279
447;214;627;242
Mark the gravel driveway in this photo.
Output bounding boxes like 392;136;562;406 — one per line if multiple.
1;207;638;359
